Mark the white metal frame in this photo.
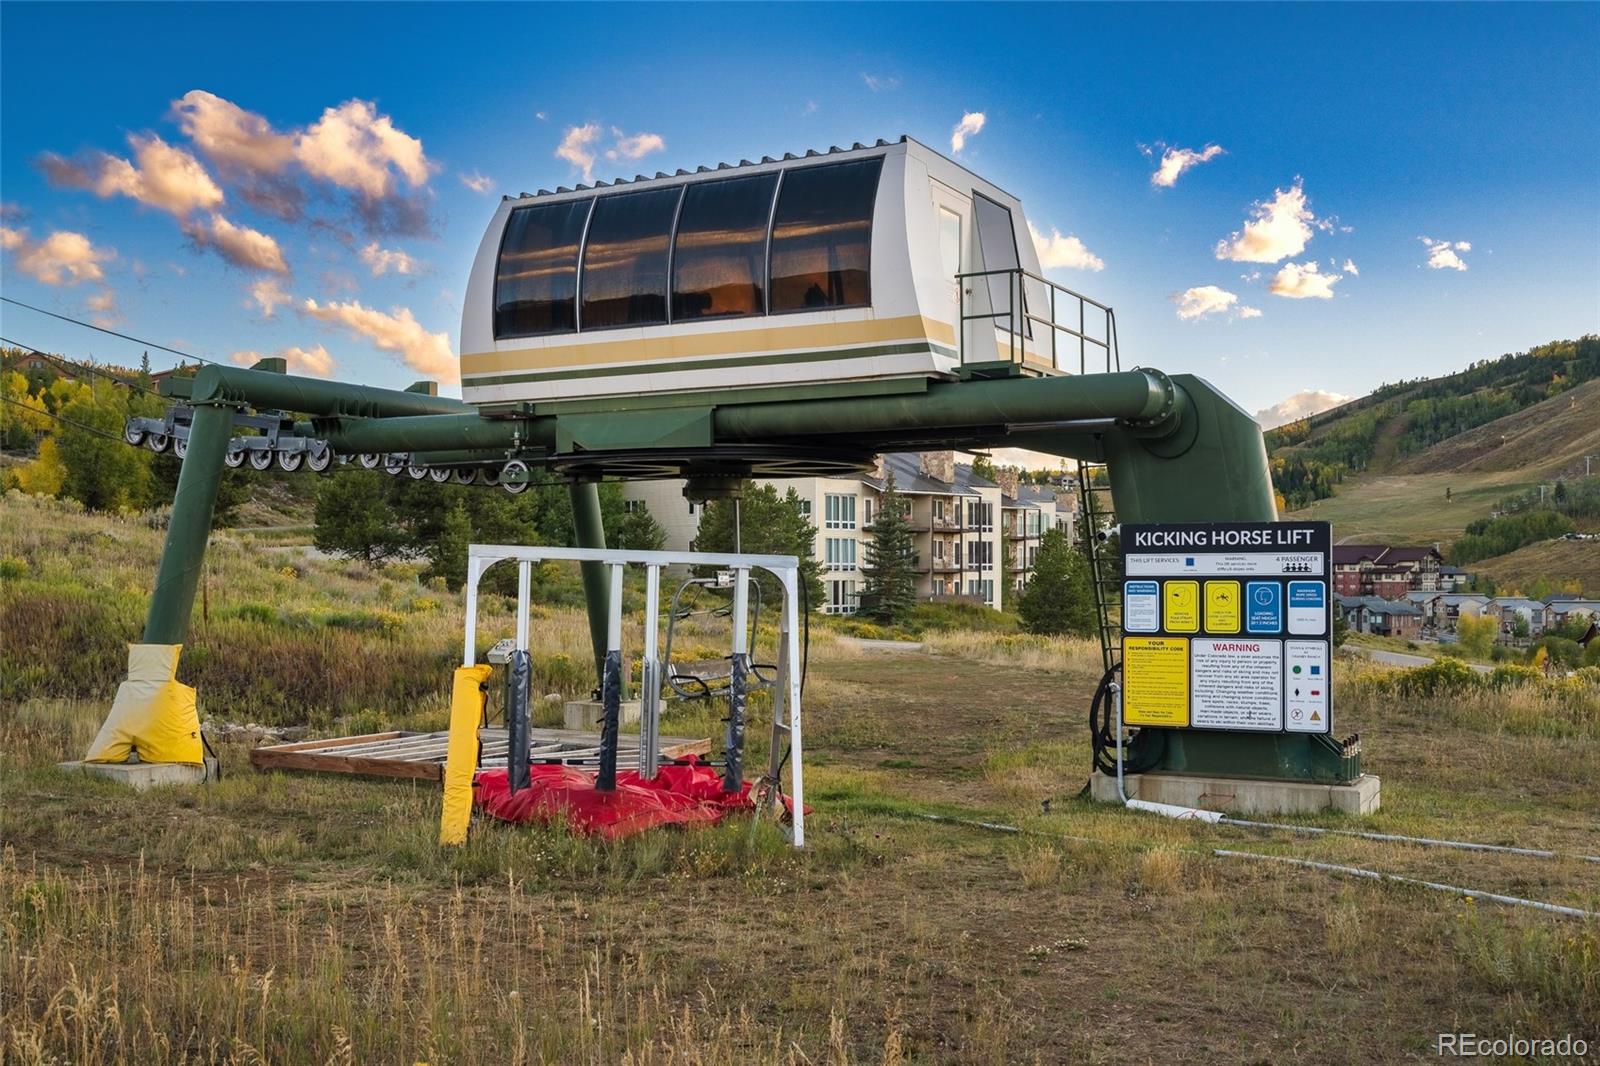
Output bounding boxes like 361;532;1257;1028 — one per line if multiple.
462;544;806;846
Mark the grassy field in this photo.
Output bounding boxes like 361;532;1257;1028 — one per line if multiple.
1474;539;1600;597
1286;469;1538;544
2;493;1598;1063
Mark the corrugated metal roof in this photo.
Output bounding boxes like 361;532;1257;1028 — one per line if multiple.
510;137;906;201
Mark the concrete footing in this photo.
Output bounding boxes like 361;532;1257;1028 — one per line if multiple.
1090;770;1381;816
57;756;219;791
563;699;641;731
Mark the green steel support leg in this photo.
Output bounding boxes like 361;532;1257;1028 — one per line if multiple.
143;402;234;644
1100;376;1359;784
567;480;612;691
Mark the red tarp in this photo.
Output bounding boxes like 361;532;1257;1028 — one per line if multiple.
473;757;790;839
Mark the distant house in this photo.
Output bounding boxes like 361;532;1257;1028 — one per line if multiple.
1332;544;1445;600
1337;594;1425;639
1545;596;1600;628
1490;597;1550;638
1437;565;1473;592
1407;591;1492;631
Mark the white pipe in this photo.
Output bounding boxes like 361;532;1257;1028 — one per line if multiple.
1213;849;1599;920
1220;817;1600;864
1128;799;1225;823
903;811;1598;921
1125;800;1600;865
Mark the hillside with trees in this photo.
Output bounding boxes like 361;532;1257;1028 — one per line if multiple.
1266;335;1599;508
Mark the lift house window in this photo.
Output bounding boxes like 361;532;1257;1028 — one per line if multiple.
491;157;882;340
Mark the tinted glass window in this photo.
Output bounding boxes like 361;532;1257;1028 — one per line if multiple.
580;187;682;330
769;158;882;312
494;199;592;338
671;173;778;320
973;192;1029;337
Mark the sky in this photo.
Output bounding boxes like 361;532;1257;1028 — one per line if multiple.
2;2;1597;429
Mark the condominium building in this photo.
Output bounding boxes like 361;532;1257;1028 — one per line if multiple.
620;451;1077;615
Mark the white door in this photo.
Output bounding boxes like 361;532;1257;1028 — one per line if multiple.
930;180;970;358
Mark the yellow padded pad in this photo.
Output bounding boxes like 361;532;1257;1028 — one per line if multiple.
84;644;203;766
439;664;492;846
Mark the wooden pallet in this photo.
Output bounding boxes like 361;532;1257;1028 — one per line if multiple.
249;727;712;782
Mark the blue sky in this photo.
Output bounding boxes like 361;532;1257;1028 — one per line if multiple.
3;2;1596;424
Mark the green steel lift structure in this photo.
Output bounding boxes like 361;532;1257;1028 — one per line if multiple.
136;354;1358;786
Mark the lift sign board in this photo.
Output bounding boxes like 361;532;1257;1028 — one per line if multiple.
1121;521;1332;734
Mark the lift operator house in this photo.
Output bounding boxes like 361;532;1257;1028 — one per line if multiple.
1120;521;1333;735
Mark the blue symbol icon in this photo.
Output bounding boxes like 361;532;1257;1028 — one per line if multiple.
1310;665;1321;676
1185;557;1195;567
1246;581;1282;633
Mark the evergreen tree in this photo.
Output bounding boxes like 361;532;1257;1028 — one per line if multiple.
314;471;407;563
859;471;916;623
614;502;667;551
1017;527;1095;637
425;499;474;589
691;481;824;609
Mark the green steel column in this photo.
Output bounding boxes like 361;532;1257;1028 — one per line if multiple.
567;480;611;689
143;402;234;644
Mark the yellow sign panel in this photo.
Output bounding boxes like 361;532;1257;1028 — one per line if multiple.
1163;581;1199;633
1122;637;1190;726
1204;580;1241;634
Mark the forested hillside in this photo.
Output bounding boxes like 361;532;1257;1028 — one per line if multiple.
1267;336;1599;508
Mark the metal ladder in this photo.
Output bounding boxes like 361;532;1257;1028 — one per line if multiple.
1076;460;1121;675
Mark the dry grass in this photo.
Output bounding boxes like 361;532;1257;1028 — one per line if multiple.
3;492;1600;1062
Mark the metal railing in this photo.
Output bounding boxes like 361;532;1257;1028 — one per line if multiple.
956;267;1120;374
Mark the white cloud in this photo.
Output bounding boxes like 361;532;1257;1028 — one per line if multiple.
1342;258;1359;276
1172;285;1260;322
951;112;986;153
299;297;454;381
1149;143;1224;188
556;124;602;180
535;111;548;122
1268;261;1342;299
41;134;224;218
171;90;295;174
84;287;118;327
231;344;336;378
459;170;495;194
1214;181;1319;263
861;73;901;92
294;99;432;200
604;128;665;163
359;241;419;277
1420;236;1470;271
1028;221;1105;272
249;277;290;317
1255;389;1351;429
0;226;115;285
183;214;288;273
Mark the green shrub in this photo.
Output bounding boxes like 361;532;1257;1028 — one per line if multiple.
1393;657;1482;698
905;601;1019;635
0;556;27;581
1486;664;1542;690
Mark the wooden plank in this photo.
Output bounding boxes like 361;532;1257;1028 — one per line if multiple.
256;731;405;754
250;746;442;781
251;726;711;783
662;737;714;759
